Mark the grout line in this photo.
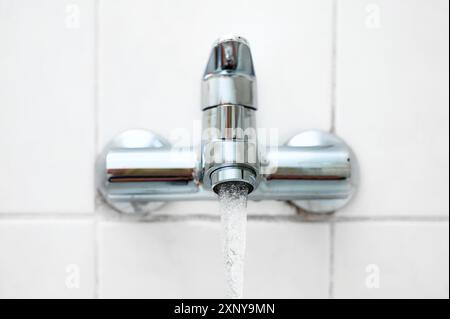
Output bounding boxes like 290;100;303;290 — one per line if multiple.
329;0;338;134
328;219;335;299
332;215;450;223
93;0;101;300
93;213;101;299
328;0;338;298
0;213;95;219
102;214;221;223
0;212;448;223
90;213;450;224
93;0;100;157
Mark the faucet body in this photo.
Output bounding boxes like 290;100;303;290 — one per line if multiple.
201;36;259;193
97;37;357;214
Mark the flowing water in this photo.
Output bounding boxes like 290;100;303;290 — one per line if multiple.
217;182;249;299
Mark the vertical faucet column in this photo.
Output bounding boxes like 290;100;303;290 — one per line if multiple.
201;36;260;194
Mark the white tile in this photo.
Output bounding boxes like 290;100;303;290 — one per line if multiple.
98;221;226;298
99;0;333;150
334;221;449;299
336;0;449;215
245;221;330;298
0;220;95;299
99;220;329;298
0;0;96;213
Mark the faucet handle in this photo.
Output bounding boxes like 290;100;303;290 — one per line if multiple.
202;35;257;110
204;35;255;77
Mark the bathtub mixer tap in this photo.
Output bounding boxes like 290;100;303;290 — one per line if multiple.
97;36;358;214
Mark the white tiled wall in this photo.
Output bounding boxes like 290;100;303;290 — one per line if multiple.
0;0;448;299
0;0;95;214
336;0;449;217
0;220;95;298
334;221;449;298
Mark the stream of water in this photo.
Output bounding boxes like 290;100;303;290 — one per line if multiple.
217;182;249;299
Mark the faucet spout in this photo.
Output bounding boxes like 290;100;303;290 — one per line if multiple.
201;36;260;193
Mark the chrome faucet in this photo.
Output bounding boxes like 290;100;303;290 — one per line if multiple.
97;36;358;214
201;36;259;193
